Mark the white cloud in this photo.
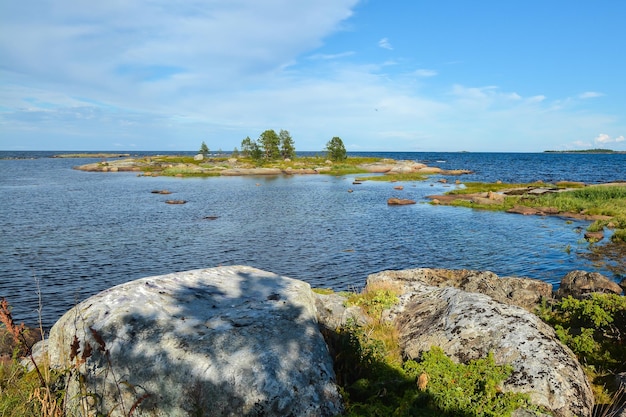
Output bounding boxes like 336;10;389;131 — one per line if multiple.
414;69;437;77
595;133;611;143
579;91;604;99
378;37;393;50
594;133;625;145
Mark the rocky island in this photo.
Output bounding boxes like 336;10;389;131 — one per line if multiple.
73;154;471;178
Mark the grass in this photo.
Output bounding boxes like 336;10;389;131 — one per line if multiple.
319;284;540;416
356;172;428;182
441;182;626;243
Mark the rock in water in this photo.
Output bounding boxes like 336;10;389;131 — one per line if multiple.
368;271;594;417
44;266;343;417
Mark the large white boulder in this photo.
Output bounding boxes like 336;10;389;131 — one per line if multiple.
45;266;343;417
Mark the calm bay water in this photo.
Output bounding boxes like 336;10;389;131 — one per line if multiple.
1;151;625;328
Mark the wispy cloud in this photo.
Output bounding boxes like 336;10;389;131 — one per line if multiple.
414;69;437;77
378;37;393;50
579;91;604;99
307;51;355;60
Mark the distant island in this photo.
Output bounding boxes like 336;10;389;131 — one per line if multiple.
544;148;625;154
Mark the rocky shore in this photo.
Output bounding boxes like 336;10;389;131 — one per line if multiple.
24;266;625;417
73;156;471;177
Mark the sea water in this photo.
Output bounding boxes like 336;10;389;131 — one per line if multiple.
1;151;624;327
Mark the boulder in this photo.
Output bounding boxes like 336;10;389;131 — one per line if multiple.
556;270;623;298
313;292;369;331
194;154;204;161
43;266;343;417
366;268;551;312
387;198;416;205
367;271;594;417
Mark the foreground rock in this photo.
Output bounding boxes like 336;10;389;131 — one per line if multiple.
369;268;552;312
44;266;342;417
556;270;624;298
367;269;594;417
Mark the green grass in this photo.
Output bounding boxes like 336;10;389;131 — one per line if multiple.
442;183;626;243
447;182;539;195
357;172;428;182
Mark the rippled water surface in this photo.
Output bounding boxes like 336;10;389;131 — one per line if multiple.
1;151;625;327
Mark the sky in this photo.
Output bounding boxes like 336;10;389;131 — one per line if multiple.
1;1;625;152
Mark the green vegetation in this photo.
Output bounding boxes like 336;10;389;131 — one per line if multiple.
319;283;538;416
441;182;626;243
198;141;209;156
325;136;347;161
537;293;626;404
544;149;624;154
358;172;428;182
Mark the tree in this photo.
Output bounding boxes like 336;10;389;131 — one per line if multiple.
199;141;209;156
240;136;253;157
279;129;296;160
249;141;263;163
258;129;280;160
325;136;347;161
232;147;240;158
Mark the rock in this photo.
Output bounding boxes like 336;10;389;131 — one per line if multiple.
471;196;501;205
165;200;186;204
151;190;172;195
584;230;604;241
366;268;551;312
487;190;505;202
367;272;594;417
387;198;416;205
283;168;319;175
194;154;204;161
43;266;343;417
393;185;404;190
507;206;541;215
220;168;283;176
556;270;623;298
313;292;369;331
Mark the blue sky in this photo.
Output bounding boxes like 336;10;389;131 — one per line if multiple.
1;1;625;152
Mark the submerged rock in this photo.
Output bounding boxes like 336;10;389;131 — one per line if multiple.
43;266;343;417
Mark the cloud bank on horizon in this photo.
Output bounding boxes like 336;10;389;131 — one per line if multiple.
1;0;625;152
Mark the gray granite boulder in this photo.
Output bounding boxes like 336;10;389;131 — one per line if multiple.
367;270;594;417
44;266;343;417
366;268;552;312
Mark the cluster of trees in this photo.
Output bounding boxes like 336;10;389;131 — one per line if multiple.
198;131;347;162
240;129;296;161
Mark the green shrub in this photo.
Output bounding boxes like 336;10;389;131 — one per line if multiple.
537;293;626;400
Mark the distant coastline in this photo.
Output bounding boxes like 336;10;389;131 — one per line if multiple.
544;148;626;154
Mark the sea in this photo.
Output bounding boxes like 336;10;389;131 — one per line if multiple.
1;151;625;328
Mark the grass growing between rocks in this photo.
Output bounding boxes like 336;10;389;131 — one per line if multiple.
442;183;626;244
321;284;538;416
537;293;626;408
356;172;428;182
135;155;381;177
